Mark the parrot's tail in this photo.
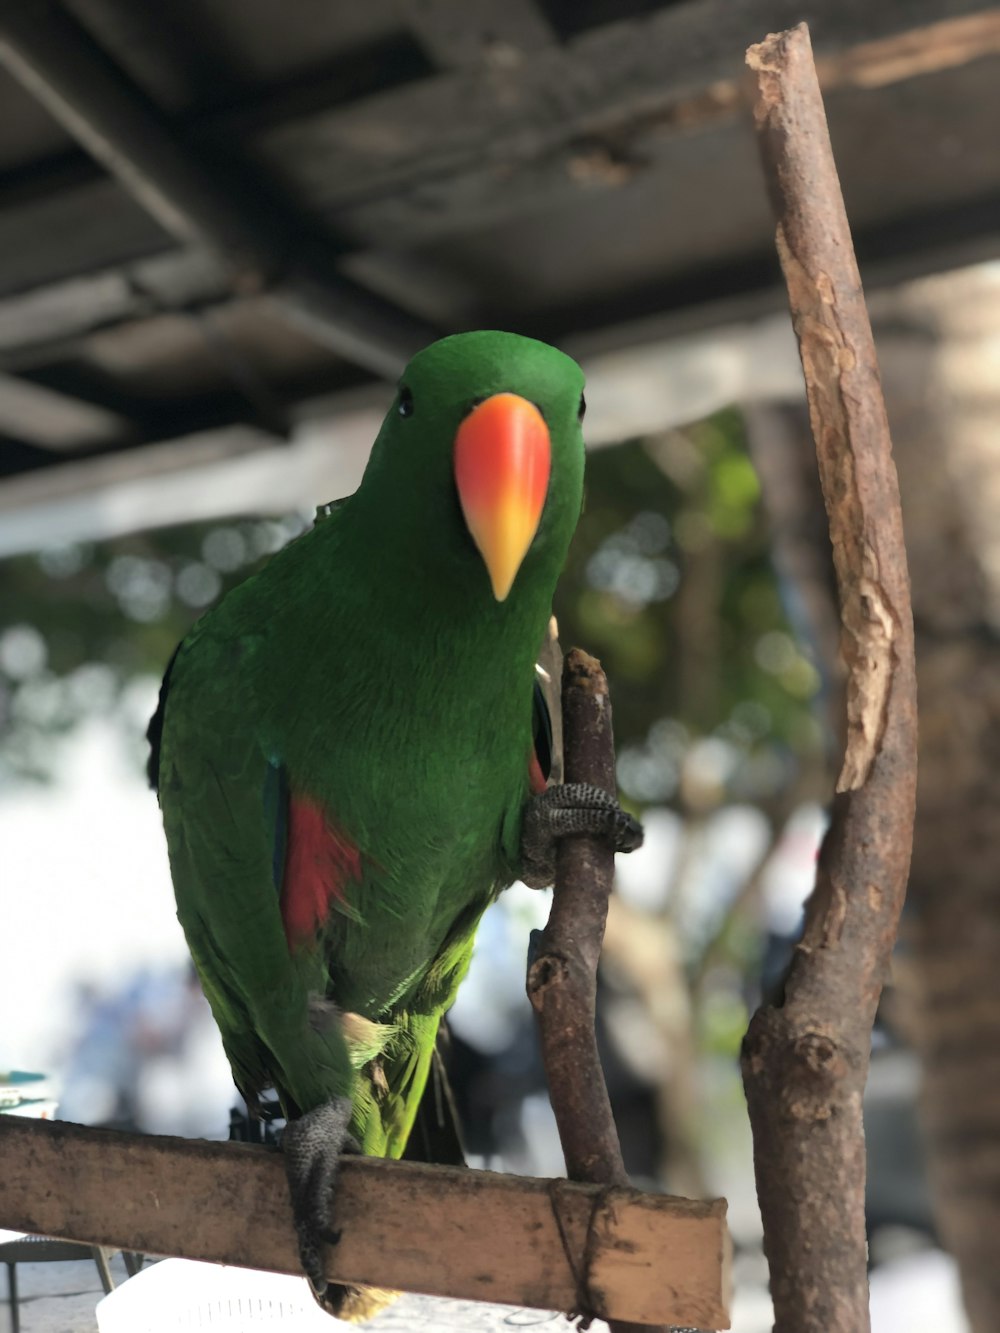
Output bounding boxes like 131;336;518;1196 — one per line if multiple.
314;1282;399;1323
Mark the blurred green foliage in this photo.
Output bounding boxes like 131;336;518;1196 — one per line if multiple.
554;410;823;811
0;514;306;782
0;409;821;801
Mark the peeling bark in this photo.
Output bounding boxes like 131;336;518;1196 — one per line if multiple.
741;24;917;1333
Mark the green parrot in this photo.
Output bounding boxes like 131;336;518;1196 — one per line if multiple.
148;330;642;1316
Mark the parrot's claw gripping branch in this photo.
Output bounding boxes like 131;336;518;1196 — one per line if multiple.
281;1095;356;1310
520;781;644;890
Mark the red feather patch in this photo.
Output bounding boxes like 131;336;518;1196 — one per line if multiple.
282;795;362;949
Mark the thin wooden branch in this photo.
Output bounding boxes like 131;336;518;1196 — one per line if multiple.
0;1116;729;1330
528;649;627;1189
527;649;701;1332
741;23;917;1333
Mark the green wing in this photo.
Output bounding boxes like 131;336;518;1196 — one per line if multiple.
150;621;475;1160
152;627;354;1117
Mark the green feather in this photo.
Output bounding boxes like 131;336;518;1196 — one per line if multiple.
154;330;585;1156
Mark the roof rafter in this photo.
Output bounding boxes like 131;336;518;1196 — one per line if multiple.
254;0;1000;225
0;1;436;378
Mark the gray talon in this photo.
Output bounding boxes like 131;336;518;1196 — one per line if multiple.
282;1095;354;1299
520;782;644;888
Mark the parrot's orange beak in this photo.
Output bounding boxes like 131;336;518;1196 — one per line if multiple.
454;393;551;601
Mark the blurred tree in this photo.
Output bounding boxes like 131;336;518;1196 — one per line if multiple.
555;411;824;817
0;513;307;784
870;269;1000;1333
743;264;1000;1333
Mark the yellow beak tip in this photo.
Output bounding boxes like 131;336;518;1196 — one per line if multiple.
491;574;514;602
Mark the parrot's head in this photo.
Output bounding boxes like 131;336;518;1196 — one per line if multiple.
358;330;586;608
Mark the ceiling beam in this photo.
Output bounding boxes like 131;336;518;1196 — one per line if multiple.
0;414;382;559
255;1;1000;226
17;346;376;451
0;249;232;368
0;371;133;448
0;1;436;378
541;185;1000;355
0;4;997;374
2;3;995;273
0;308;808;554
4;178;1000;394
404;0;558;68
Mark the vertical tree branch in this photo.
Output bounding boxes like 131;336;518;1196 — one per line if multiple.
740;23;917;1333
528;649;627;1189
528;649;690;1332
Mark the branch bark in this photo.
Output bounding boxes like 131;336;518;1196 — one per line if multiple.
528;649;627;1190
0;1115;728;1329
527;649;714;1332
740;23;917;1333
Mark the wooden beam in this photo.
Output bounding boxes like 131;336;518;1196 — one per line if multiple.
0;249;230;366
816;10;1000;89
0;2;995;287
0;5;997;367
0;372;133;448
0;1117;730;1329
0;175;168;303
8;166;1000;392
405;0;557;68
535;186;1000;353
258;0;1000;235
0;1;435;378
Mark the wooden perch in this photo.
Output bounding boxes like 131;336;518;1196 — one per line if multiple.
0;1116;729;1330
741;23;917;1333
528;649;698;1333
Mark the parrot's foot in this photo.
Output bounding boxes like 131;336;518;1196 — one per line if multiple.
519;782;643;889
282;1095;359;1312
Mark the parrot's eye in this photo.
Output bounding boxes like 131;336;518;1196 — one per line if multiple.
578;393;587;422
397;386;414;418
